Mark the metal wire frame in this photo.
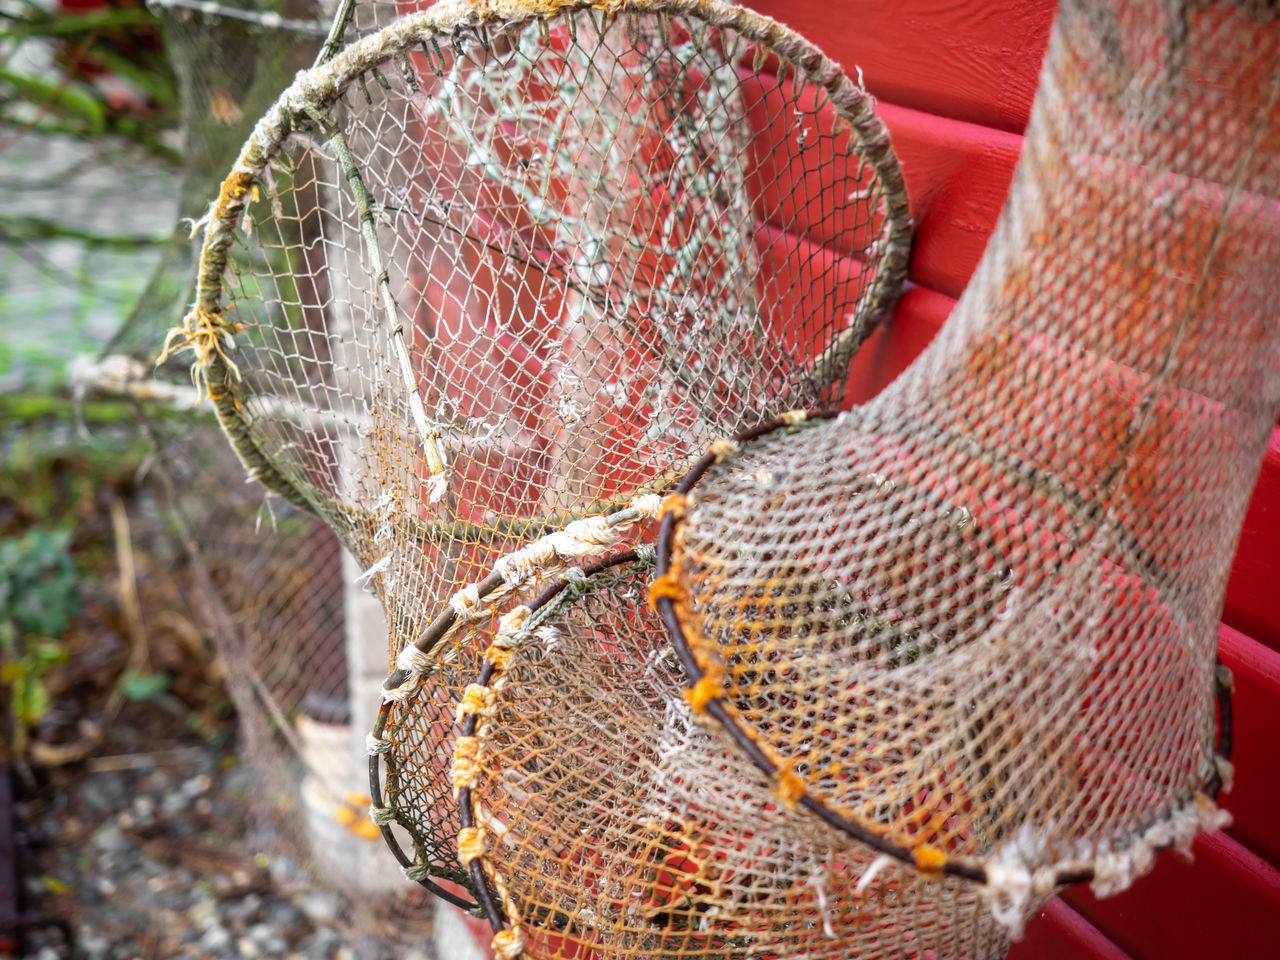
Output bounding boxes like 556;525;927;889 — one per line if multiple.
366;496;657;911
173;0;917;909
650;411;1235;892
376;412;1236;933
449;548;646;939
167;0;913;536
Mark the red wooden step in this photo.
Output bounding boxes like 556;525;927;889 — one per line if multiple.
878;103;1023;299
1012;899;1134;960
843;284;954;405
1063;830;1280;960
747;0;1055;134
738;78;1024;302
1224;428;1280;652
1218;623;1280;870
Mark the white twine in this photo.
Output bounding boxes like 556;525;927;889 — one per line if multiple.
854;854;893;894
353;555;391;588
980;796;1232;937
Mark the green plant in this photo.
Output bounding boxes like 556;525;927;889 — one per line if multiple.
0;527;80;753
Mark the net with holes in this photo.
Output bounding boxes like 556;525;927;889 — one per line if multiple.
168;0;910;899
94;0;410;908
652;0;1279;936
452;553;1012;959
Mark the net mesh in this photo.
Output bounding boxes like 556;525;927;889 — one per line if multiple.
169;0;910;905
455;553;1011;959
94;0;383;896
90;0;448;920
656;0;1278;933
171;0;1280;956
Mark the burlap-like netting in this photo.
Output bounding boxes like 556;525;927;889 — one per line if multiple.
654;0;1279;936
168;0;910;903
451;553;1012;959
173;0;1280;955
452;0;1277;955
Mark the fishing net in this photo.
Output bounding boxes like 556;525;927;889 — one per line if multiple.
649;0;1278;942
86;0;430;912
166;0;910;910
450;550;1010;959
425;0;1280;955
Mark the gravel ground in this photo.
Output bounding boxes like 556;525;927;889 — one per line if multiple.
4;425;437;960
13;745;437;960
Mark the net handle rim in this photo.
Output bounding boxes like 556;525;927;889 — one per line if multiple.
368;696;483;912
369;549;644;917
173;0;912;516
651;409;1234;892
450;549;646;946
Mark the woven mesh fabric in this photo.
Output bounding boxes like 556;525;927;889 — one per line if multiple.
173;0;909;897
89;0;408;905
661;0;1279;920
176;0;1280;954
456;556;1010;959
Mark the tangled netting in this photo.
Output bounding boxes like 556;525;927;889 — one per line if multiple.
176;0;1280;956
653;0;1278;944
168;0;910;909
452;552;1011;959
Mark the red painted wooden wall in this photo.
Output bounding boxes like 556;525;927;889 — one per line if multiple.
442;2;1279;956
756;2;1279;957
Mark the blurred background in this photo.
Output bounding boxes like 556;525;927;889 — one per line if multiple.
0;2;450;958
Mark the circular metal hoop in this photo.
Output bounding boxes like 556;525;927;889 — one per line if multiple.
450;548;646;942
651;411;1235;892
167;0;913;520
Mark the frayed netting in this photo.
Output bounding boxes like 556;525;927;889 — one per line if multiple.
453;556;1016;959
181;0;1278;956
174;0;910;907
654;0;1277;940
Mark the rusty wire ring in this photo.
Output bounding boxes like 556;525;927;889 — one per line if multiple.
651;409;1234;890
452;549;645;938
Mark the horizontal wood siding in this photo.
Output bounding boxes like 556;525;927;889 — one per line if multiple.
1224;429;1280;651
746;0;1055;133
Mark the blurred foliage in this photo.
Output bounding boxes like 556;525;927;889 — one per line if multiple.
0;0;302;765
0;526;80;751
1;416;152;537
0;0;180;161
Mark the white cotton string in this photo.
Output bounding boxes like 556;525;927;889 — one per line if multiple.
854;854;893;894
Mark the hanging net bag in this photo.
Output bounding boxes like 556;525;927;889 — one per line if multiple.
412;0;1280;956
165;0;911;903
446;547;1015;959
653;0;1278;938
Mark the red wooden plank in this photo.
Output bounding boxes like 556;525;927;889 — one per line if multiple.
1011;899;1134;960
842;284;955;406
1218;623;1280;870
1224;427;1280;652
747;1;1055;134
878;102;1024;300
1063;830;1280;960
739;80;1023;303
